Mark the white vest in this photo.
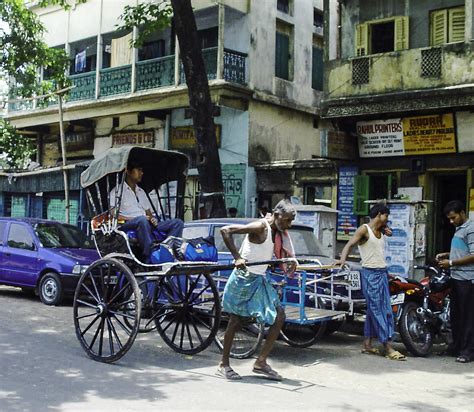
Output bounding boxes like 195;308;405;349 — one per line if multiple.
239;219;274;275
358;224;387;269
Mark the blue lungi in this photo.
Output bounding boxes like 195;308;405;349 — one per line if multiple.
360;267;394;344
222;268;281;325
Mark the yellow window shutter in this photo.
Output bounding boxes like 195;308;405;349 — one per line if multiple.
355;23;368;56
448;6;465;42
430;9;448;46
394;16;409;51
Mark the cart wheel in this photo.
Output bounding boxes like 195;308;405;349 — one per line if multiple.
153;272;221;355
73;258;141;363
280;322;327;348
215;315;265;359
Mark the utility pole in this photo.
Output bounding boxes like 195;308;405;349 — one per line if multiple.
57;92;70;224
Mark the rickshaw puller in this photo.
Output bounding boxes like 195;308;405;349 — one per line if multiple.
110;161;184;262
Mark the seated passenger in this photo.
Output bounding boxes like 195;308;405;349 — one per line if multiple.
109;160;184;263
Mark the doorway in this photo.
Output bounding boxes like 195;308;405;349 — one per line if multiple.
432;173;467;254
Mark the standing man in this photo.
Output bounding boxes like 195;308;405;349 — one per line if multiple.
110;161;184;262
436;200;474;363
338;202;406;361
217;199;296;381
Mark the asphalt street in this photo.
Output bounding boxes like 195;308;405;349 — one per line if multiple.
0;285;473;412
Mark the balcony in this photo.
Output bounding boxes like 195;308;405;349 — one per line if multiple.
325;42;474;100
8;48;247;113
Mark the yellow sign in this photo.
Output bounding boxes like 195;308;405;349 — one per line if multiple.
170;125;221;149
402;114;456;155
469;188;474;213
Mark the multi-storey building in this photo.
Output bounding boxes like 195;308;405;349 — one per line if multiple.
323;0;474;256
2;0;334;225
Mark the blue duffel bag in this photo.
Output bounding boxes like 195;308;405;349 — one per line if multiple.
160;236;218;262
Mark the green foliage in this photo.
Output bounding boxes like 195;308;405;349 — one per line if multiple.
0;119;35;169
118;1;173;48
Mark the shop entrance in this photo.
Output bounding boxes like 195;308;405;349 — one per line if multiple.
432;173;467;254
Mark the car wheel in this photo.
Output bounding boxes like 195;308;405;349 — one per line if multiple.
39;272;63;306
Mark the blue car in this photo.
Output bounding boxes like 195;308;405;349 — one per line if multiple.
0;218;99;305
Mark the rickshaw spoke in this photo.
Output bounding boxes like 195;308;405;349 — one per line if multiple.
108;309;136;320
189;297;215;306
106;317;114;355
76;311;97;321
111;314;132;336
110;297;136;310
170;315;182;344
160;311;179;333
88;272;101;302
179;315;186;349
80;314;100;337
81;282;100;304
76;299;98;309
188;313;204;344
89;317;105;350
107;317;123;349
108;282;133;305
188;311;212;331
184;314;194;349
184;274;202;301
163;277;181;302
98;317;106;356
189;283;211;303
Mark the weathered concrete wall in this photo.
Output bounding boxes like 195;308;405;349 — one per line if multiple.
327;42;474;98
248;100;319;166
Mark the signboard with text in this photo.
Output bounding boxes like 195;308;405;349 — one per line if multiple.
170;125;221;149
112;130;154;147
337;166;359;241
357;114;456;158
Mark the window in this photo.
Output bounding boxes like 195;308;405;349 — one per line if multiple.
304;184;332;205
312;36;324;90
355;16;409;56
313;8;323;30
353;173;397;215
213;227;245;253
138;40;166;61
277;0;290;14
7;224;35;251
430;6;465;46
182;225;209;240
198;27;218;49
275;22;294;80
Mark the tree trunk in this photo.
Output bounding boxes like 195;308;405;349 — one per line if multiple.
171;0;227;218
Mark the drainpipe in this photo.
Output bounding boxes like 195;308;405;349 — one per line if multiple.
174;36;180;86
337;0;342;59
466;0;473;43
95;0;104;99
217;2;225;80
58;94;70;224
131;26;138;93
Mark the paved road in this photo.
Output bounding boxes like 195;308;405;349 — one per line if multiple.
0;286;473;412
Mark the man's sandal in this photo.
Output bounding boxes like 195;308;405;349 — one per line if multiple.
252;364;283;381
456;356;472;364
361;347;381;356
216;365;242;380
386;350;407;361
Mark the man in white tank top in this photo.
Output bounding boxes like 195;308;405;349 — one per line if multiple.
338;202;406;361
216;200;296;381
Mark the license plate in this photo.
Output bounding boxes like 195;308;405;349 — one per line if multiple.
390;293;405;305
105;276;118;285
348;272;361;290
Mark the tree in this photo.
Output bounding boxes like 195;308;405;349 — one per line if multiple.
119;0;226;218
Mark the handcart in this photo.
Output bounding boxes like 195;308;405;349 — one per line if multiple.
72;146;295;363
214;260;359;358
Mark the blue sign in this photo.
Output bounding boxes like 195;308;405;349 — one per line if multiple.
337;166;359;241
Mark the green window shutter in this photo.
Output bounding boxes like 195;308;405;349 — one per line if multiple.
448;7;465;42
355;23;368;56
353;175;370;215
394;16;409;51
275;31;290;80
312;46;324;90
11;196;27;218
430;10;448;46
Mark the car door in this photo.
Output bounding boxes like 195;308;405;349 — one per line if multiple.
0;221;8;281
3;223;39;287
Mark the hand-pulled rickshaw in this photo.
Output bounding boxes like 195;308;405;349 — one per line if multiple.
73;146;295;363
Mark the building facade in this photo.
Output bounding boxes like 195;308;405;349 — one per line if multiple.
323;0;474;256
3;0;333;224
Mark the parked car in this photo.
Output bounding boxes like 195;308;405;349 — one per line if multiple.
0;218;99;305
183;218;365;315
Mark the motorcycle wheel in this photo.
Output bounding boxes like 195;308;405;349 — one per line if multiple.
399;301;433;357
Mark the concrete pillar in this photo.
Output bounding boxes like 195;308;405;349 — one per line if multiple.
217;3;225;80
131;26;138;93
323;0;330;62
465;0;473;42
174;36;180;86
95;0;104;99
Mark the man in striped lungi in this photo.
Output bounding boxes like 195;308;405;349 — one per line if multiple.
338;202;406;361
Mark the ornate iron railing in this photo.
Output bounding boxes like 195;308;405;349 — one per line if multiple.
136;55;175;91
223;49;246;84
69;71;97;101
99;65;132;97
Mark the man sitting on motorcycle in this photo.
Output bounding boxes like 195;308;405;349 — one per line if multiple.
338;202;406;361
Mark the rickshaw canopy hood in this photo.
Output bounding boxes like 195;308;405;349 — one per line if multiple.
80;146;188;191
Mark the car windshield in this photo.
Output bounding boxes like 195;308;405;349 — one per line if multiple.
288;227;327;257
35;223;94;249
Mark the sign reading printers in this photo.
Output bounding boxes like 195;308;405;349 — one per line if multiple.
357;114;456;158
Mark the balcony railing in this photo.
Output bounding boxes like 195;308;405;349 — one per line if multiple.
8;47;247;112
325;43;473;99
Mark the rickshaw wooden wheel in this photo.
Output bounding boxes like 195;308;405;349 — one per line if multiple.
280;321;327;348
153;272;221;355
73;258;141;363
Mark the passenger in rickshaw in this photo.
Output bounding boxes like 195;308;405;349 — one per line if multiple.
109;160;184;263
217;199;296;381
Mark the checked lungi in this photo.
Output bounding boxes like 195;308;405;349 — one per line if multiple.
360;267;394;343
222;268;281;325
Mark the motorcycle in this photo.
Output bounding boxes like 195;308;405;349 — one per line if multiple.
389;265;452;357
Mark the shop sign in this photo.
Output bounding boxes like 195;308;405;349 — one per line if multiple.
112;130;154;147
170;125;221;149
336;166;359;241
64;131;94;152
357;114;456;158
469;188;474;220
222;164;245;217
321;130;357;160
